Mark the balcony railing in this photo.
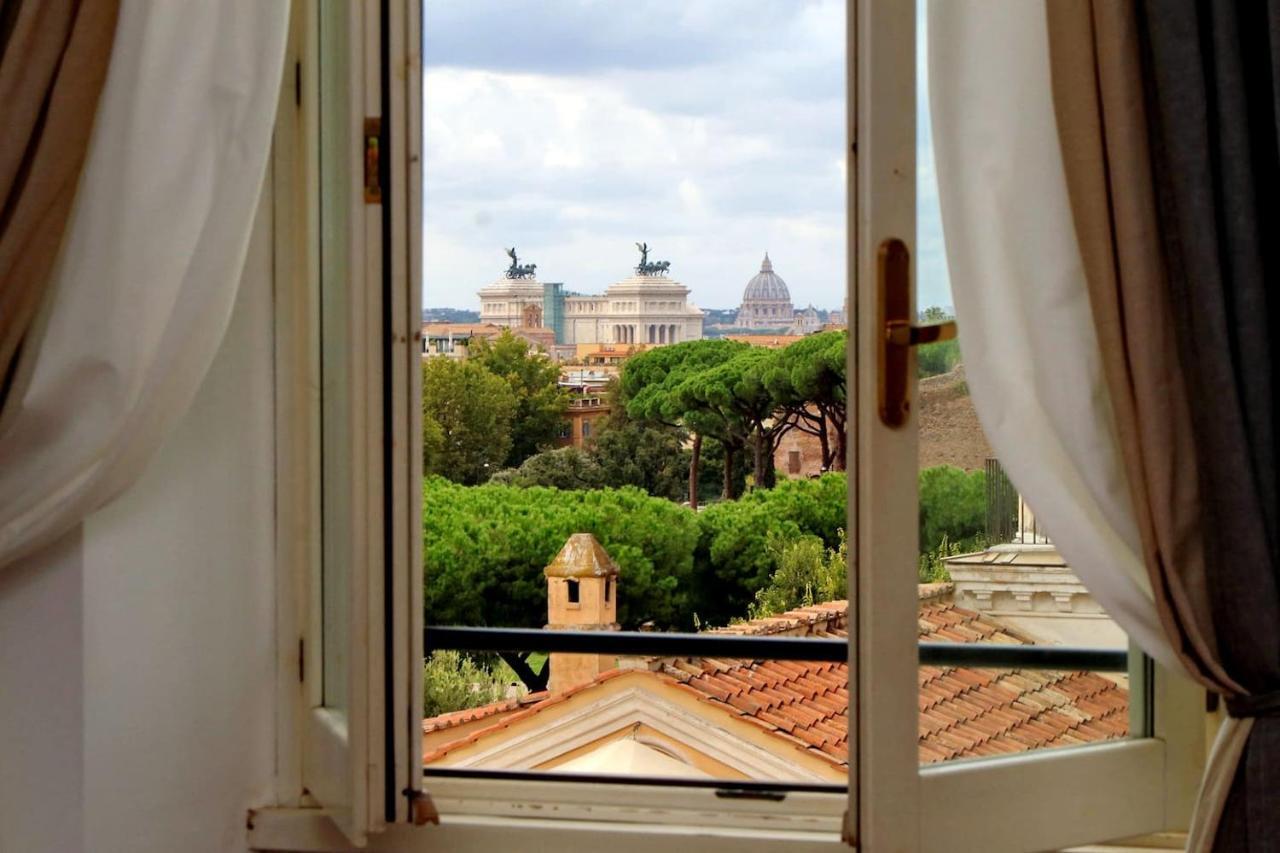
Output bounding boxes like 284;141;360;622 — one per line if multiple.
425;626;1129;672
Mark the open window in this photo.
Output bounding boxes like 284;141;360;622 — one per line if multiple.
255;1;1205;851
266;0;422;845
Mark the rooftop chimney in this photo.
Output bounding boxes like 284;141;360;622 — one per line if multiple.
544;533;619;693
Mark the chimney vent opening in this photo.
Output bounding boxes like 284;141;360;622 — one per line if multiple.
567;579;580;605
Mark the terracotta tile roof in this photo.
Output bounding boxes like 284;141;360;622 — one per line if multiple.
422;691;549;735
907;600;1126;763
421;669;636;764
422;596;1128;768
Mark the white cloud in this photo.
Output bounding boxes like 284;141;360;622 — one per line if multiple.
423;2;865;310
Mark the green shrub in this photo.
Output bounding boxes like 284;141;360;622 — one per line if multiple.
748;530;847;619
917;338;961;378
918;535;974;584
692;473;847;625
918;465;986;555
423;650;511;717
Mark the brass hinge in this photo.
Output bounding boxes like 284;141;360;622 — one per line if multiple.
404;788;440;826
364;117;382;205
877;238;958;428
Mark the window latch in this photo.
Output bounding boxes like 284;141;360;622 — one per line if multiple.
877;238;957;428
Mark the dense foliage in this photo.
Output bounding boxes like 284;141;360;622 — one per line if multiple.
427;466;987;631
424;474;847;631
421;358;516;483
622;338;824;501
587;405;694;501
918;464;987;554
424;477;701;630
748;530;847;619
489;446;607;491
761;331;847;471
492;390;693;501
469;331;570;468
692;473;848;624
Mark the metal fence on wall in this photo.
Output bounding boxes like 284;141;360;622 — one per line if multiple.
985;457;1019;544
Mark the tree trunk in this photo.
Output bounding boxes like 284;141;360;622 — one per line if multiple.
499;651;548;692
832;414;847;471
817;412;831;471
752;429;766;490
723;446;736;500
688;432;702;510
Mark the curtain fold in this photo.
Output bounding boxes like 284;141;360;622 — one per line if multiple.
0;1;290;571
962;0;1280;848
0;0;119;404
1044;2;1237;694
1133;2;1280;849
927;0;1184;673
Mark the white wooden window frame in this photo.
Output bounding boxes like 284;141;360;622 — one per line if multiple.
267;0;422;845
254;1;1205;851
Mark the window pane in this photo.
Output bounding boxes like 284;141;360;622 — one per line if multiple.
319;2;352;712
915;0;1136;766
420;0;849;782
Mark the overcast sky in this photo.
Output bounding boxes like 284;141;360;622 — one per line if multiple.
423;0;951;312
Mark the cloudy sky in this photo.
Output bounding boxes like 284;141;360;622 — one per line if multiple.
423;0;951;312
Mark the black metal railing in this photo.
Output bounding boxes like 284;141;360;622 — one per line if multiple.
985;457;1019;544
425;626;1129;672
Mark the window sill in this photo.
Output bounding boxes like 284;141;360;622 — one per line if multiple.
247;806;847;853
1064;832;1188;852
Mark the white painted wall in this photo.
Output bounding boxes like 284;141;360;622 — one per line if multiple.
0;180;278;853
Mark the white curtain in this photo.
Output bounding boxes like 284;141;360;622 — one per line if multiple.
926;0;1182;673
0;1;290;570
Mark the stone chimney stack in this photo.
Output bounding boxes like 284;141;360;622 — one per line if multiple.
544;533;620;693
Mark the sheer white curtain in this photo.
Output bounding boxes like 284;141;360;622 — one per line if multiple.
926;0;1182;672
0;1;289;570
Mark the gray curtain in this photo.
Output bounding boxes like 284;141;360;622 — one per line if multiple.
1136;1;1280;849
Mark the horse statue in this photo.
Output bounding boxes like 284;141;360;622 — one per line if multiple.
504;247;537;279
635;242;670;276
636;258;670;276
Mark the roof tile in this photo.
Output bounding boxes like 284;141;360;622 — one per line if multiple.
422;599;1128;768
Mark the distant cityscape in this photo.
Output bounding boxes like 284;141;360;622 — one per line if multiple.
423;246;847;349
418;247;1126;772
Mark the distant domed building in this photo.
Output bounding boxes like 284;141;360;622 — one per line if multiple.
788;304;822;335
735;253;794;328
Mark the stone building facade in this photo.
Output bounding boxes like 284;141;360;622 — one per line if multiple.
944;492;1126;650
478;259;704;347
556;395;610;449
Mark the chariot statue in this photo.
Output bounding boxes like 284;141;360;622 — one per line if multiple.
634;242;671;277
504;247;537;279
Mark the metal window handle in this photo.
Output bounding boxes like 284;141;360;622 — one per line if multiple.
877;238;958;428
